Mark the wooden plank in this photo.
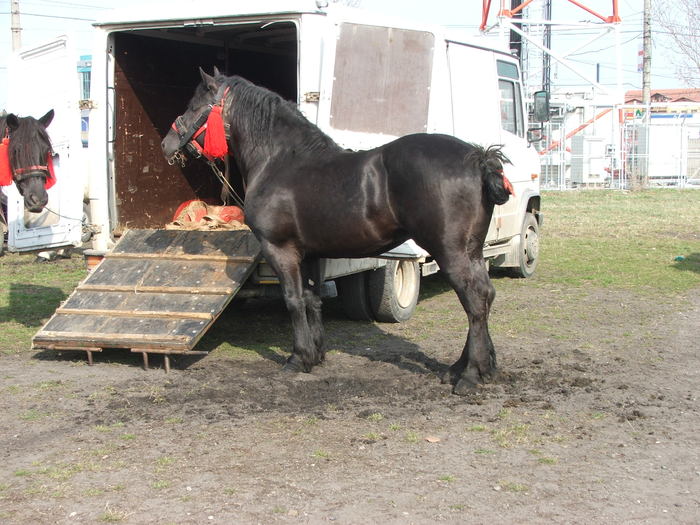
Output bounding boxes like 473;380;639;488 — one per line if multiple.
84;259;255;289
55;308;213;321
105;252;256;263
77;284;234;295
61;290;226;315
112;230;260;258
34;331;189;343
129;348;209;355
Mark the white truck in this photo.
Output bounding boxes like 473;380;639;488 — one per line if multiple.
7;1;542;326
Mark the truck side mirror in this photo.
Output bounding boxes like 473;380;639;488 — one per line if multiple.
532;90;550;123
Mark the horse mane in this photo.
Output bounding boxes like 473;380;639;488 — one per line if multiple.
219;75;342;156
6;116;53;167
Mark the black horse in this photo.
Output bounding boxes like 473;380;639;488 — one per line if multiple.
0;110;55;213
162;69;512;395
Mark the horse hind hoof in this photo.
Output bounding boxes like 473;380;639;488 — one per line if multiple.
281;355;309;374
452;377;479;396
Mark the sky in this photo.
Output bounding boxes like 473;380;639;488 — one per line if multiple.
0;0;687;110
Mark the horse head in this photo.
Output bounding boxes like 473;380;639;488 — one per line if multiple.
2;110;55;213
162;67;229;165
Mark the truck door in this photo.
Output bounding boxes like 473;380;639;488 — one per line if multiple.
494;59;530;240
5;36;84;252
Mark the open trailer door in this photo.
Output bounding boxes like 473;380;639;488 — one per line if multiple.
5;35;84;252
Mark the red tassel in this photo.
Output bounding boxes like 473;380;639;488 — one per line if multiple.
502;173;515;196
45;153;56;189
0;137;11;186
203;105;228;159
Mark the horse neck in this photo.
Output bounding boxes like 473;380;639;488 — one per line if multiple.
226;84;341;179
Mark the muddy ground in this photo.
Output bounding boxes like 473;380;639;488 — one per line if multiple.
0;272;698;524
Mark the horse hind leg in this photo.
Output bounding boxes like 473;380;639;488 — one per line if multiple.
439;256;497;395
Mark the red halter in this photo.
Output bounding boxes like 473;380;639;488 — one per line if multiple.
0;127;56;189
170;87;230;161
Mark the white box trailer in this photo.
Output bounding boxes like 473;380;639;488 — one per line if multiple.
12;1;542;335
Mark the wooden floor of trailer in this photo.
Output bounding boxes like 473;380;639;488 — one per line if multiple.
32;229;262;371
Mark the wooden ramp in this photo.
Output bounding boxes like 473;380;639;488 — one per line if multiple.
32;229;262;369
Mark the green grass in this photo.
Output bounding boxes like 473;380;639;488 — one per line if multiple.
537;190;700;293
0;251;85;353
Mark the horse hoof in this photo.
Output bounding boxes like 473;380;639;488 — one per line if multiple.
452;377;478;396
281;356;305;373
441;365;462;385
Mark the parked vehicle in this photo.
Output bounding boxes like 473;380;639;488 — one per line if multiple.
8;1;543;323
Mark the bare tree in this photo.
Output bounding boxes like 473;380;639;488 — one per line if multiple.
653;0;700;87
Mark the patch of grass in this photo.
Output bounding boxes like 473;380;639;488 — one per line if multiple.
366;412;384;422
151;480;171;489
388;423;401;431
474;448;496;455
538;456;558;465
404;431;419;444
364;432;381;441
438;475;456;482
312;449;330;459
19;409;49;421
499;480;529;493
0;253;85;352
121;433;136;441
491;423;531;448
100;503;129;522
467;424;487;432
539;190;700;293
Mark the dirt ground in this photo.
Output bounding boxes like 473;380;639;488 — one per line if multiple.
1;273;698;524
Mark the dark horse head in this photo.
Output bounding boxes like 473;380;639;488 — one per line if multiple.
1;110;55;212
161;67;228;164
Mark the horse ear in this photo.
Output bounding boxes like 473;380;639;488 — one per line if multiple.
199;67;218;92
213;65;222;78
39;109;54;128
6;114;19;131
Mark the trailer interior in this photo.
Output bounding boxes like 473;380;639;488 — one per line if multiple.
110;21;298;232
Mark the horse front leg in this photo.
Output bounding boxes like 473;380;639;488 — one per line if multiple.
440;256;497;395
259;241;321;373
302;258;325;363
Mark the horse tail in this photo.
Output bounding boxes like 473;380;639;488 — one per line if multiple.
464;144;513;206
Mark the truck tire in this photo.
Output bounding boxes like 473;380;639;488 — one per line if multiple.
335;272;374;321
368;260;420;323
512;212;540;278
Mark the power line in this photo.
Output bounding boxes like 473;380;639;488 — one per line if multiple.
0;11;96;21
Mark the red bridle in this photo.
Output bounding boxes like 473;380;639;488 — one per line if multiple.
0;128;56;189
170;87;230;161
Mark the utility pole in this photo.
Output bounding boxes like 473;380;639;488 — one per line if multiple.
642;0;651;104
11;0;22;51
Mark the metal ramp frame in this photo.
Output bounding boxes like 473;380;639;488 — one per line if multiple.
32;229;261;370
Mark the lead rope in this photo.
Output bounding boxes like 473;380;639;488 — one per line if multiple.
207;159;245;209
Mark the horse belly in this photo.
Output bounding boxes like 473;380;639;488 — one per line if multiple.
300;211;403;258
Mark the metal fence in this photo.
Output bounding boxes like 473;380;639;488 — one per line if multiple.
536;103;700;190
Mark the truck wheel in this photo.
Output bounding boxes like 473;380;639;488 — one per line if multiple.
368;260;420;323
335;272;374;321
81;202;93;244
513;212;540;278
